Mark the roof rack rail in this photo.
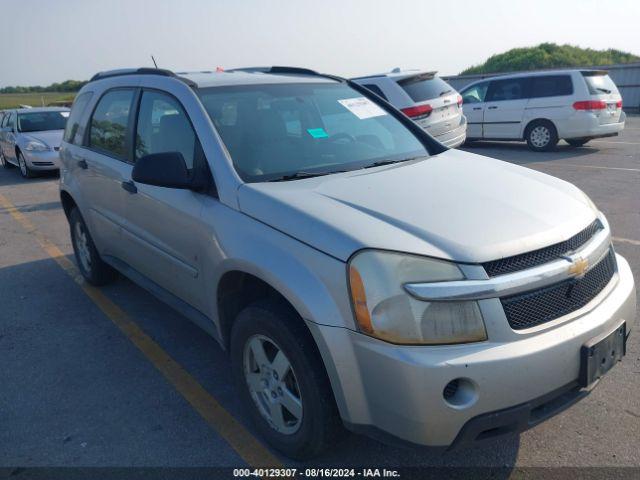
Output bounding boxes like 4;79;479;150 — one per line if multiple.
227;66;345;82
89;68;197;87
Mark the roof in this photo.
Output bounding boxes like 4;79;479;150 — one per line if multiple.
14;107;70;114
180;70;338;88
87;67;340;89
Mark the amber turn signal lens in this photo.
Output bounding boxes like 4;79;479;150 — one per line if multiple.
348;265;374;334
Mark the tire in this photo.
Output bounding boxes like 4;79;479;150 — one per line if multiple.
230;299;342;459
17;151;35;178
525;120;558;152
69;207;118;286
0;150;14;169
566;138;590;147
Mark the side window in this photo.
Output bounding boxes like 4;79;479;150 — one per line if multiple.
89;89;135;159
362;84;388;101
63;92;93;144
486;78;528;102
8;112;17;129
135;90;198;169
530;75;573;98
461;82;489;104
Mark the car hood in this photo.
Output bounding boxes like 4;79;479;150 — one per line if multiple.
20;130;64;148
238;149;596;263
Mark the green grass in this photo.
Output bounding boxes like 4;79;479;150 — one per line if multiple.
0;92;76;109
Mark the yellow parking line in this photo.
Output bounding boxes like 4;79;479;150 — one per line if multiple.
0;192;282;469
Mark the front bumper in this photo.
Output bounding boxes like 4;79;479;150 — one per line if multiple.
312;253;635;447
22;149;60;170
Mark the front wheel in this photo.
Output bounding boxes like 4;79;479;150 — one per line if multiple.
230;299;342;459
526;121;558;152
69;207;118;286
18;152;35;178
566;138;590;147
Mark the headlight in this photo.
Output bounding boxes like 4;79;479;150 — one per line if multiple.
25;140;50;151
348;250;487;345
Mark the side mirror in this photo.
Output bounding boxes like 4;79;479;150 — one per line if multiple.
132;152;193;189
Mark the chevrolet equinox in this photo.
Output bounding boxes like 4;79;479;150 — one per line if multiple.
59;67;636;459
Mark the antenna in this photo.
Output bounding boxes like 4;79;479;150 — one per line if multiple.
151;55;158;68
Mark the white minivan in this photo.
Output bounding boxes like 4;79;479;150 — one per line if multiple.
460;70;625;151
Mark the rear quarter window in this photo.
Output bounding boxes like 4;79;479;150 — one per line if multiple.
63;92;94;144
529;75;573;98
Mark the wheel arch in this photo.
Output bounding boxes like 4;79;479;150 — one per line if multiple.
60;189;78;220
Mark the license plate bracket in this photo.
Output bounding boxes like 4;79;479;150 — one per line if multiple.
579;322;626;388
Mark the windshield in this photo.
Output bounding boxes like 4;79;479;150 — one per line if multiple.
17;111;69;132
198;83;429;182
582;72;620;95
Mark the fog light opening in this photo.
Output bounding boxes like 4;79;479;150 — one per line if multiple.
443;378;478;409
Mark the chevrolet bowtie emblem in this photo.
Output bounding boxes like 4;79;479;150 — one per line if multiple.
568;257;589;277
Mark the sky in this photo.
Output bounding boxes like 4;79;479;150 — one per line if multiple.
3;0;640;87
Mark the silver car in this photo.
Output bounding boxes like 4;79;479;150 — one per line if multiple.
0;107;69;177
60;67;635;459
352;69;467;148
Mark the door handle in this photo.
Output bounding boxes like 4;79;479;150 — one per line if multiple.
473;107;482;111
77;159;88;169
488;106;498;110
121;180;138;194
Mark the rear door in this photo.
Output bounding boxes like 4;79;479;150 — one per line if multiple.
483;77;530;139
461;81;489;138
118;89;210;311
77;88;137;258
581;71;623;124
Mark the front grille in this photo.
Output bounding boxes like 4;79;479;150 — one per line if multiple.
501;249;616;330
483;220;602;277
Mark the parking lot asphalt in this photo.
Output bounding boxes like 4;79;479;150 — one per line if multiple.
1;116;639;476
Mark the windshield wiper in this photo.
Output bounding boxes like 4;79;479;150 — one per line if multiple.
362;156;425;169
439;89;452;96
268;170;344;182
595;87;611;94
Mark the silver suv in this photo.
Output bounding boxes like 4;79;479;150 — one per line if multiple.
60;67;635;459
352;69;467;148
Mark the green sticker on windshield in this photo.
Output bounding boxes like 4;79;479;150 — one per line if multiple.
307;128;328;139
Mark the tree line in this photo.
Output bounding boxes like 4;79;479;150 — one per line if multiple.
0;79;87;94
461;43;639;75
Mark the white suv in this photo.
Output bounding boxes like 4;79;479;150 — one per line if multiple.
460;70;625;151
352;69;467;148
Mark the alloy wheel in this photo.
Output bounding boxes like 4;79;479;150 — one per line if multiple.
74;221;92;273
243;334;303;435
19;154;27;176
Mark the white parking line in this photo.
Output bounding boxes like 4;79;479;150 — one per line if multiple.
530;163;640;172
613;237;640;247
590;140;640;145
